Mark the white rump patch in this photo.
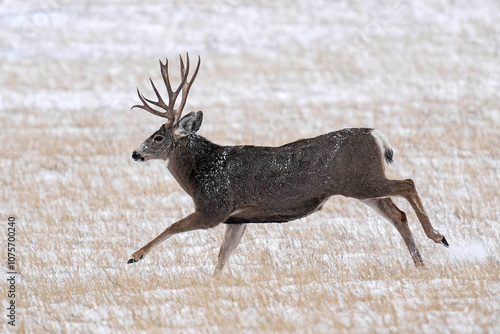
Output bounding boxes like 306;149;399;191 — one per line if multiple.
370;129;391;152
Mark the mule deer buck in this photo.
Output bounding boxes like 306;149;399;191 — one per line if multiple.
128;54;448;273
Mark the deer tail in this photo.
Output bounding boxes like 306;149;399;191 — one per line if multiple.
370;129;394;164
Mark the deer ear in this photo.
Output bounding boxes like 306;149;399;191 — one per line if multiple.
173;111;203;138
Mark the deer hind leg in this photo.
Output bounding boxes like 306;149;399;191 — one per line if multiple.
128;211;221;264
214;221;247;275
385;179;449;248
362;198;424;267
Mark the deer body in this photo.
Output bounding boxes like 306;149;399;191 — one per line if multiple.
127;55;449;274
166;128;388;223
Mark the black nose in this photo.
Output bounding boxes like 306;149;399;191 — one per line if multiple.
132;151;142;161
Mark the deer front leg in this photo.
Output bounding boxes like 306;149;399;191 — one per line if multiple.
214;223;247;275
127;211;221;264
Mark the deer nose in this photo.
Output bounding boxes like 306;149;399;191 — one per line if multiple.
132;151;143;161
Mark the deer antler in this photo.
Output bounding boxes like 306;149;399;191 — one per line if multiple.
133;53;201;127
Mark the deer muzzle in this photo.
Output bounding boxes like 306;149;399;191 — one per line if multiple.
132;151;145;162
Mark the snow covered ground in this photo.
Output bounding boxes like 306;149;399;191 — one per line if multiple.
1;0;499;333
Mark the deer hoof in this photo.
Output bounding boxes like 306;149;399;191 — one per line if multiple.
127;254;144;264
441;236;449;248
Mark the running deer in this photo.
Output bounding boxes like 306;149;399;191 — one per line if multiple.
128;54;448;273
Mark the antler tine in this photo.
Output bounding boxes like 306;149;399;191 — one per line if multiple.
178;53;190;94
146;78;170;110
159;58;174;107
132;86;174;121
176;54;201;121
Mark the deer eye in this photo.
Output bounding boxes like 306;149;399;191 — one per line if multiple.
154;136;164;142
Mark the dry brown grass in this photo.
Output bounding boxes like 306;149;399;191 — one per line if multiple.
1;0;500;333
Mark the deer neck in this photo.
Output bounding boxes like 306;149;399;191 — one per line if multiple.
167;133;221;196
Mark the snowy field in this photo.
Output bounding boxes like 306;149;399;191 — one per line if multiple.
1;0;499;332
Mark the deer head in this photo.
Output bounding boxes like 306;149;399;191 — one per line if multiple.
132;54;202;162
